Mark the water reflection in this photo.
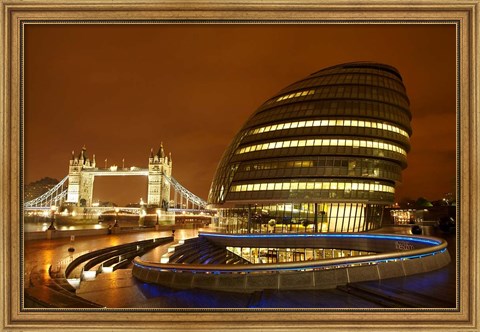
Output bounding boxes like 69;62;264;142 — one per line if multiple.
24;220;109;232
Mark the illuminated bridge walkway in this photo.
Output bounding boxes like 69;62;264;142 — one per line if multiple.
132;233;450;292
24;173;209;213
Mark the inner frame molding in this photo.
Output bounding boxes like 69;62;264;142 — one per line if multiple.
1;1;478;331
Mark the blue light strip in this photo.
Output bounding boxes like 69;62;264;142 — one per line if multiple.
132;234;447;275
200;232;442;246
134;249;447;274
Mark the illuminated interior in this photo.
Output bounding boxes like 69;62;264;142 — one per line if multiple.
249;119;409;138
230;181;394;193
275;89;316;102
217;202;382;234
226;246;376;264
236;138;406;156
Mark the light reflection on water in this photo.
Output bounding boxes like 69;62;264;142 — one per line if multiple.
24;221;109;232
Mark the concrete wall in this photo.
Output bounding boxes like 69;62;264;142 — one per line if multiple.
132;249;451;293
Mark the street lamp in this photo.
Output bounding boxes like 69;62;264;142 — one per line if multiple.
68;235;75;252
156;208;160;226
48;206;57;230
113;208;120;227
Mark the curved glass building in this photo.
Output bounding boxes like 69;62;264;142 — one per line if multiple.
208;62;411;233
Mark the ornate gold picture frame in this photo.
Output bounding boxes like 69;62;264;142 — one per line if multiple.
1;1;478;330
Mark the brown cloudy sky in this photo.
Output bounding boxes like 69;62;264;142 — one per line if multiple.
24;24;456;205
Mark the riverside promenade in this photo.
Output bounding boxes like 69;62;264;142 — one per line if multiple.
23;225;457;309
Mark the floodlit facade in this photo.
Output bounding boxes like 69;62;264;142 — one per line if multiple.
208;62;412;233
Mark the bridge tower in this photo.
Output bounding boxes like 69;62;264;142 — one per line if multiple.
66;146;96;206
148;144;172;209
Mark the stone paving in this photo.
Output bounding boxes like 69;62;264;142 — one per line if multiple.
23;225;457;309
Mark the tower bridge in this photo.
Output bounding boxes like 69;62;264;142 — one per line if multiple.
24;145;211;215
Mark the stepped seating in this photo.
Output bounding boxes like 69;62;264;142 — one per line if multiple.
167;238;203;262
174;238;217;264
64;237;173;280
167;237;249;265
24;238;173;308
197;248;226;264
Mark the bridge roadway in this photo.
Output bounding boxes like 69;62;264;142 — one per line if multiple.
24;226;457;308
82;168;149;176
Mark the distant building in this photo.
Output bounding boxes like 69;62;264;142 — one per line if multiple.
208;62;412;233
386;205;455;225
25;177;59;202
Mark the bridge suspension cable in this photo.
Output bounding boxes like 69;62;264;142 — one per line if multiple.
165;176;208;210
24;176;69;208
23;174;208;212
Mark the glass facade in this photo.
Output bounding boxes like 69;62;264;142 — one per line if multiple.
226;246;377;264
208;62;411;233
218;202;384;233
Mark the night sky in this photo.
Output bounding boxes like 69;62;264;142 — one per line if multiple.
24;24;456;206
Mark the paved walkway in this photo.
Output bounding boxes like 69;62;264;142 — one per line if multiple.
24;225;457;308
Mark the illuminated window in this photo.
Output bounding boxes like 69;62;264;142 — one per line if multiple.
275;89;316;102
249;118;408;138
237;138;406;156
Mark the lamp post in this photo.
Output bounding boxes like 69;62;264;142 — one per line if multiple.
114;208;120;227
47;206;57;230
68;235;75;252
155;208;161;231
